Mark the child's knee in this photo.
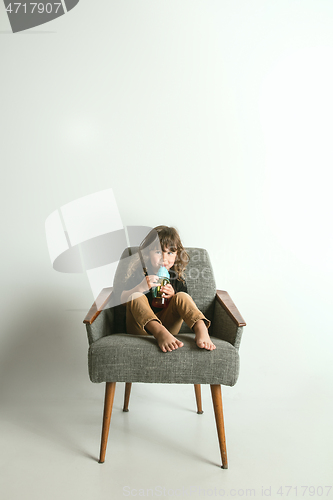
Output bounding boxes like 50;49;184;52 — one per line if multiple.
174;291;193;304
126;292;149;309
171;292;197;312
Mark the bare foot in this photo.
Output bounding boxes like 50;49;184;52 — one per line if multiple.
145;321;183;353
193;320;216;351
154;329;184;353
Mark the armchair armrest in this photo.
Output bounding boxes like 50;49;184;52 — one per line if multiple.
83;287;115;345
216;290;246;327
83;287;114;325
211;290;246;350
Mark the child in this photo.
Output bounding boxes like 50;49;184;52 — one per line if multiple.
120;226;216;353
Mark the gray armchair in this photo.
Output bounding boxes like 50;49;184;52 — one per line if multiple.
84;248;246;468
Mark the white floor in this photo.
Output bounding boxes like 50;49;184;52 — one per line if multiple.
1;316;332;500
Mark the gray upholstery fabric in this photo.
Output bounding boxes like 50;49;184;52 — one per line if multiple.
179;248;216;333
86;307;114;345
86;247;242;386
211;300;243;350
88;334;239;386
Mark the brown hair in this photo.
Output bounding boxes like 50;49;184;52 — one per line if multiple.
140;226;189;282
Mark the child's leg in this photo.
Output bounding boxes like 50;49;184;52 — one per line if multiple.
126;292;158;336
144;320;184;353
158;292;216;350
126;292;183;352
192;319;216;351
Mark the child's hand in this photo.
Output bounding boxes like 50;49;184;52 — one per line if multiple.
160;284;175;299
141;275;159;292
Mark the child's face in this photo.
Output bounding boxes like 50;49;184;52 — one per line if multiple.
149;247;177;272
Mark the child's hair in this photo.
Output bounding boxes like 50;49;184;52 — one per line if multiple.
127;225;189;282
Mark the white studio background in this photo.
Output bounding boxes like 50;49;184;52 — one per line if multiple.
1;0;332;495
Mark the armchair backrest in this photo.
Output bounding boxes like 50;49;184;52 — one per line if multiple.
112;247;216;334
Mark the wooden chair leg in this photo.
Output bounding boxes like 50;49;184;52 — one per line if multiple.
123;382;132;412
98;382;116;464
194;384;203;414
210;384;228;469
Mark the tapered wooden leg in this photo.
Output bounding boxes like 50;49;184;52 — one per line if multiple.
98;382;116;464
123;382;132;412
210;384;228;469
194;384;203;414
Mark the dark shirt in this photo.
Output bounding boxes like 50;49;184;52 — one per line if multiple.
124;265;187;314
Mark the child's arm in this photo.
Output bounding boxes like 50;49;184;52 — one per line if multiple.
120;274;158;304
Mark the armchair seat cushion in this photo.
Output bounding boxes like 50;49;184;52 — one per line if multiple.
88;333;239;386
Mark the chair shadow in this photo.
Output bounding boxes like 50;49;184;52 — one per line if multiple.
93;406;219;467
0;290;97;458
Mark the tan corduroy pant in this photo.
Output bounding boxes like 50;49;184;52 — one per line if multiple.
126;291;210;336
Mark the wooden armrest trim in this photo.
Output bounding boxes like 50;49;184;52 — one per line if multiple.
83;287;114;325
216;290;246;327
